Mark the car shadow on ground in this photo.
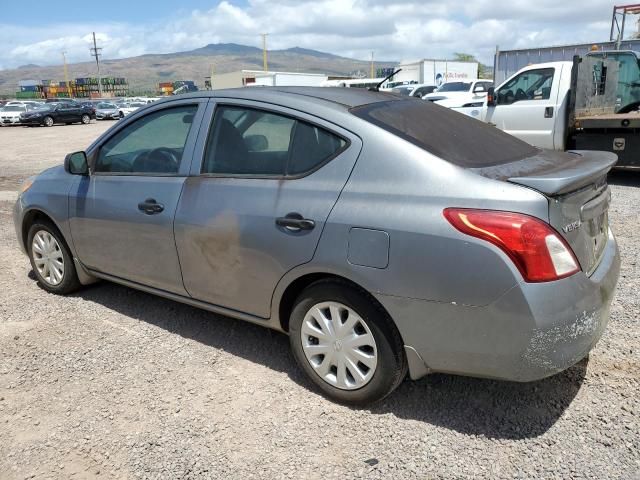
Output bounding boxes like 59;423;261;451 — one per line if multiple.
61;279;589;440
608;170;640;187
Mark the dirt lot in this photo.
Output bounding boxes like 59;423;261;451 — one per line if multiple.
0;122;638;479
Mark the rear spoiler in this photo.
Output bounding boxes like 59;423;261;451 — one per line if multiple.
507;151;618;196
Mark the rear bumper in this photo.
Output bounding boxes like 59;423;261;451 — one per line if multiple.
378;228;620;381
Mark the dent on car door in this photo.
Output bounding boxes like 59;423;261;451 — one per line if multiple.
69;101;206;294
174;101;362;318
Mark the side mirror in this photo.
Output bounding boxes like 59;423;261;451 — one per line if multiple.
474;86;486;93
64;151;89;175
245;134;268;152
487;87;497;107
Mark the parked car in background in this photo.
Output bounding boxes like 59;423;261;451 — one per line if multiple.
424;79;493;108
45;98;79;104
391;84;437;98
117;101;147;117
1;104;29;125
13;88;620;405
94;102;121;120
19;102;95;127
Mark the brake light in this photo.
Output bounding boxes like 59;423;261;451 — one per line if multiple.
443;208;580;282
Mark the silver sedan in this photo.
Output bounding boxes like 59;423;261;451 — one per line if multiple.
13;88;620;405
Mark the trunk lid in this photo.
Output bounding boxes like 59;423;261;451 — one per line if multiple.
472;149;617;276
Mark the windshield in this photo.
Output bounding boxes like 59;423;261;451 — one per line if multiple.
97;102;117;109
4;106;25;112
131;102;146;107
350;99;539;168
437;82;471;92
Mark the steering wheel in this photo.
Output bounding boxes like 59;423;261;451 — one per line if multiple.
515;88;527;101
149;147;179;166
132;147;179;173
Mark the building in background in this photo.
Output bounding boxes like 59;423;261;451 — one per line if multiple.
393;59;479;87
209;70;328;89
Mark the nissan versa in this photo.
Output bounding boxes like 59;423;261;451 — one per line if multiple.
13;88;620;405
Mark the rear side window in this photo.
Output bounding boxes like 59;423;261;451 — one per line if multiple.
203;105;347;176
350;100;539;168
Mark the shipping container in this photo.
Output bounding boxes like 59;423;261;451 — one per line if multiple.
494;39;640;84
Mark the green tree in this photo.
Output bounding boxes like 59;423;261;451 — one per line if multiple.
453;52;490;79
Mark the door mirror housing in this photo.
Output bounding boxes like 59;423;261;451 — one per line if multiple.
486;87;497;107
473;85;486;93
64;151;89;175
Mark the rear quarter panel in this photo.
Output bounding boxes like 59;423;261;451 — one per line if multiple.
278;122;550;308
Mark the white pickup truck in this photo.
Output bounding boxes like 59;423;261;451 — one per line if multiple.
424;79;494;108
454;51;640;169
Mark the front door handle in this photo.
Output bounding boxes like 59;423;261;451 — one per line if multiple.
137;198;164;215
545;106;554;118
276;213;315;231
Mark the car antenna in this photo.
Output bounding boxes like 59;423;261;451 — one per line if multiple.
369;69;402;92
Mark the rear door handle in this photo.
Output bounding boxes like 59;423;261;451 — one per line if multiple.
276;213;315;231
137;198;164;215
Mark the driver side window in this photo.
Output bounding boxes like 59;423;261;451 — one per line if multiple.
95;105;197;174
497;68;555;106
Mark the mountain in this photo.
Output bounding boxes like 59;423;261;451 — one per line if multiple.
0;43;396;96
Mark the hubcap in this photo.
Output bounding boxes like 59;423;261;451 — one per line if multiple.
31;230;64;286
301;301;377;390
45;117;52;126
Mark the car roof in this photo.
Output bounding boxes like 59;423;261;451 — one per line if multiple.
171;87;404;109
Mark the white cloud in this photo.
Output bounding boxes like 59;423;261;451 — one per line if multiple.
0;0;618;70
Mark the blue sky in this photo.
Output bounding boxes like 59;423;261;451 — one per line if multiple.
3;0;245;24
0;0;617;70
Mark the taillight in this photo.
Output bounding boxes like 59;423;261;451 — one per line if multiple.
443;208;580;282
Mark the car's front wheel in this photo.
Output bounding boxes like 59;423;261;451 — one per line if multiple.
289;280;407;405
43;116;54;127
27;221;80;295
81;114;91;124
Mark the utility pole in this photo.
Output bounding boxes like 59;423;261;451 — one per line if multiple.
261;33;269;72
62;51;72;98
89;32;104;98
370;51;374;78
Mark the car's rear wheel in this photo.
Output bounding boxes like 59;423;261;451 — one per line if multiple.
43;116;54;127
27;221;80;295
289;280;407;405
81;114;91;124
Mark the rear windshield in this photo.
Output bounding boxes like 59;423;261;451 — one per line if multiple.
350;100;539;168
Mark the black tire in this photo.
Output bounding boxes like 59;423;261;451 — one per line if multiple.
289;280;407;406
43;116;54;127
81;114;91;124
27;220;81;295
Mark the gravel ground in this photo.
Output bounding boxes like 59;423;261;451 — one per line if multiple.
0;123;638;479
